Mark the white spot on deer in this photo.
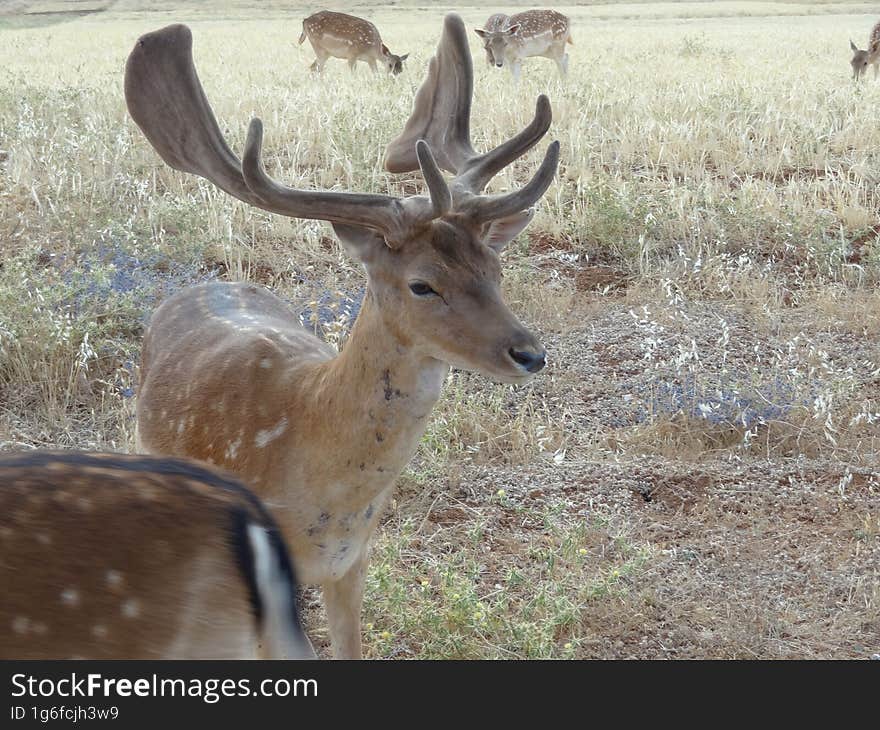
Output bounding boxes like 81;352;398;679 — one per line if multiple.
12;616;29;634
260;358;272;369
177;421;185;434
106;570;123;588
37;532;51;545
92;624;108;639
225;437;242;461
255;417;288;448
121;599;141;619
60;588;79;607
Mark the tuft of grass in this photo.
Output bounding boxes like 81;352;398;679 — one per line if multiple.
362;513;652;659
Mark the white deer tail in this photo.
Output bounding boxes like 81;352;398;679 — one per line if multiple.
246;523;315;659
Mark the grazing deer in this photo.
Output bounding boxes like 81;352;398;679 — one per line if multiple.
850;21;880;80
125;14;557;659
298;10;408;74
481;13;510;66
475;9;572;81
0;451;314;659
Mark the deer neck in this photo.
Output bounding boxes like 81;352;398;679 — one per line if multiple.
299;288;448;489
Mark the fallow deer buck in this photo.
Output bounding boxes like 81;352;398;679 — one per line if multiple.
299;10;408;74
481;13;510;66
850;21;880;80
125;14;558;659
0;451;314;659
475;9;572;81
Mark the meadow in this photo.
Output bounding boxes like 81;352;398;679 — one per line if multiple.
1;0;878;658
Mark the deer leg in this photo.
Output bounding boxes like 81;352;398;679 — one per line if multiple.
553;53;569;77
874;62;878;79
310;52;329;73
322;553;369;659
510;60;522;83
368;58;379;73
348;58;358;74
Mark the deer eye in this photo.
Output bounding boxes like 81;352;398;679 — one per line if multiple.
409;282;438;297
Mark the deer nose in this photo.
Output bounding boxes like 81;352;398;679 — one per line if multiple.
495;62;503;67
508;347;546;373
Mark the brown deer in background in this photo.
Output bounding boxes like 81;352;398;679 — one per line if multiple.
475;9;572;81
125;14;558;658
299;10;408;74
850;21;880;80
0;451;313;659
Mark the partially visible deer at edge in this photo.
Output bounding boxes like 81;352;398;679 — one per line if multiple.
0;451;313;659
850;20;880;80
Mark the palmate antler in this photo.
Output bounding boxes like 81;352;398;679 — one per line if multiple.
124;24;442;246
124;15;558;245
384;14;559;223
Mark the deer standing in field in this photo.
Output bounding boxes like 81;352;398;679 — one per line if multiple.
0;451;314;659
850;21;880;80
481;13;510;66
475;9;572;81
299;10;408;74
125;14;557;659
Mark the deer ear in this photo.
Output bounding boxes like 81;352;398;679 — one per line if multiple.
474;28;488;39
505;25;519;35
851;39;859;52
399;53;409;62
484;209;535;253
333;223;388;263
382;43;390;55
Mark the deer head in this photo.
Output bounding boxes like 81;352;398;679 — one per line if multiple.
474;24;520;68
850;39;872;79
125;14;557;382
381;44;409;75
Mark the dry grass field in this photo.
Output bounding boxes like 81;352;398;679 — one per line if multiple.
1;0;879;658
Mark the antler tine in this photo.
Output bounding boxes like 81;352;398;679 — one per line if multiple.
416;140;452;217
241;119;414;244
455;95;553;195
459;141;560;224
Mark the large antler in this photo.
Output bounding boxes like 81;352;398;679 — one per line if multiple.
124;24;447;246
384;13;559;220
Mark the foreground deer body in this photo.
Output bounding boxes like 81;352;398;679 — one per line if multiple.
475;9;572;80
0;451;313;659
482;13;510;65
126;15;558;658
299;11;407;74
850;21;880;80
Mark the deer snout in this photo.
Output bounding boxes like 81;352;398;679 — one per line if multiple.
509;347;546;373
